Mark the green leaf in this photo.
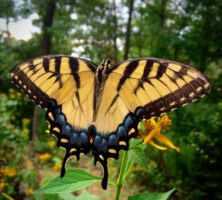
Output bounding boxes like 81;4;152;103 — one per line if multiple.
33;194;60;200
128;148;148;168
52;157;62;164
123;157;133;180
34;169;101;194
59;190;101;200
128;188;176;200
76;190;101;200
129;138;143;149
59;193;76;200
139;120;145;132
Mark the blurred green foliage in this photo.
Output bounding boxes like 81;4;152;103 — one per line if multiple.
0;0;222;199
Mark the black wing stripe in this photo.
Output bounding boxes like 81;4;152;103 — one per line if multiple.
69;58;80;88
142;60;153;79
134;60;168;94
117;60;139;91
105;94;119;114
156;63;167;79
133;60;154;94
55;57;61;74
87;62;97;72
43;57;50;72
55;75;63;89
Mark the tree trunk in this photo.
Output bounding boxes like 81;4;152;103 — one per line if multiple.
123;0;134;60
113;0;118;64
32;0;56;142
42;0;56;55
160;0;166;28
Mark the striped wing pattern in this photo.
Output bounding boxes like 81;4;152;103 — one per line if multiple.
96;58;211;133
10;55;96;129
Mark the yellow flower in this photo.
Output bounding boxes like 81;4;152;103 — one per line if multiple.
45;125;51;134
138;115;180;152
53;163;62;170
27;188;34;194
0;93;6;98
109;167;116;173
0;168;17;176
22;118;31;125
0;182;8;189
23;128;29;133
16;92;22;97
9;88;14;93
11;115;15;120
10;94;16;99
47;140;56;148
135;164;142;171
39;153;52;163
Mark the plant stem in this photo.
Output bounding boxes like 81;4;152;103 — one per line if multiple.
116;183;122;200
115;150;128;200
1;193;15;200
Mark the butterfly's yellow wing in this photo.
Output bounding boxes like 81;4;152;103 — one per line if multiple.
11;55;96;130
95;58;211;134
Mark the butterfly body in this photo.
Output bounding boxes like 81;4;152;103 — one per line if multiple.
10;55;211;189
93;59;111;121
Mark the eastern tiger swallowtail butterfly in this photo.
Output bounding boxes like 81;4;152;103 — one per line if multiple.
10;55;211;189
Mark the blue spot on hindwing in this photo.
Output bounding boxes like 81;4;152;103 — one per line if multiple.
116;126;127;139
70;133;80;147
94;135;102;147
56;114;66;125
80;132;88;145
99;138;108;153
93;135;107;153
62;124;72;137
47;99;57;108
108;134;118;146
52;107;61;118
135;107;143;117
124;115;134;130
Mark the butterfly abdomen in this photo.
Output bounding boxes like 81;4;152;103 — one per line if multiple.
93;59;111;122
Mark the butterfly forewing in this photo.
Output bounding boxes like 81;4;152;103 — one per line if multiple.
10;55;97;129
98;58;211;130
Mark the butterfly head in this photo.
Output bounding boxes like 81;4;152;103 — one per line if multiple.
97;59;111;82
98;59;111;71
